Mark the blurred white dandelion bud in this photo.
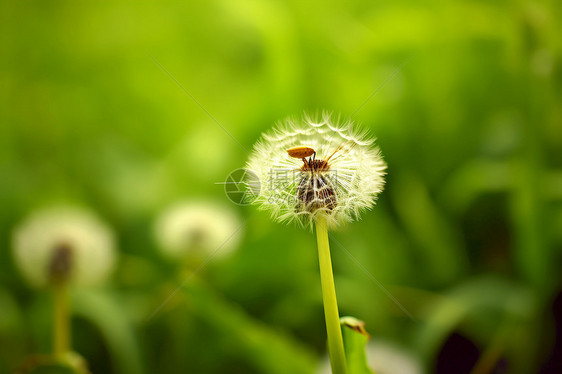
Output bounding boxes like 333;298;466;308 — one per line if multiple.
246;113;386;228
318;340;422;374
154;200;242;260
12;207;116;288
365;341;422;374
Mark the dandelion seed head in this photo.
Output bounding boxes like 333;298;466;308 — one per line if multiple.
12;207;116;288
154;200;242;260
246;113;387;229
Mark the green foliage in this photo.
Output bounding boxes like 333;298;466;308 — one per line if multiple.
341;317;374;374
1;0;561;373
72;291;144;374
15;352;90;374
24;365;76;374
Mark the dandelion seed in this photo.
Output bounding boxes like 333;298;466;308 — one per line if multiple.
246;113;386;229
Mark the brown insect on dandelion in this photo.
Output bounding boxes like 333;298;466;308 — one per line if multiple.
287;144;347;213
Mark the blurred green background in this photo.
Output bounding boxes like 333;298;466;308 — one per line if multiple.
1;0;561;373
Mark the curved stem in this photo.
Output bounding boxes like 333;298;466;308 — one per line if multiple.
53;282;70;359
315;215;348;374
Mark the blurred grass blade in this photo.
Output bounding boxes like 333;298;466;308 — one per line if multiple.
183;279;318;374
72;290;144;374
22;364;79;374
340;317;374;374
16;352;90;374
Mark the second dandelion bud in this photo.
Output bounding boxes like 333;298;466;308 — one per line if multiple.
247;114;387;228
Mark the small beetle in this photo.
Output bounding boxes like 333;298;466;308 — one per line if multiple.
286;142;351;213
287;146;316;159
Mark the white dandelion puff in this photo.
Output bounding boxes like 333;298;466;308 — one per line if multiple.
246;113;387;229
12;206;116;288
154;200;242;260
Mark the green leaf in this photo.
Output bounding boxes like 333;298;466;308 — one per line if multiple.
16;352;90;374
24;365;76;374
340;316;374;374
182;278;318;374
72;290;144;374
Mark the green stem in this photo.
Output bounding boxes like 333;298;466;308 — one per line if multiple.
53;282;70;359
315;215;348;374
469;321;509;374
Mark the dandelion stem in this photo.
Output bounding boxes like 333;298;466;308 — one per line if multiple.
315;215;348;374
53;282;70;359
